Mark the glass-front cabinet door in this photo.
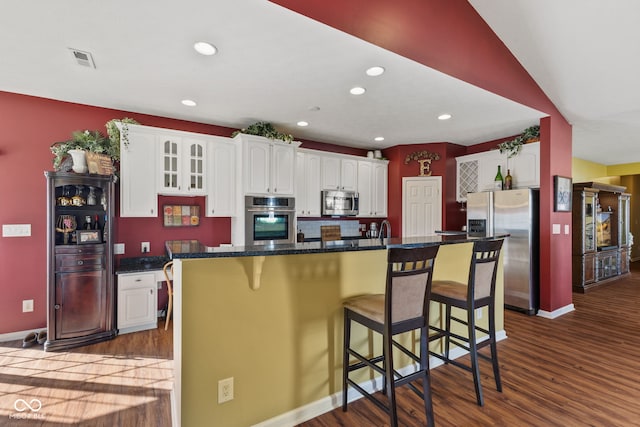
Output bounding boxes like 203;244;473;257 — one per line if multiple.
158;136;207;195
583;190;597;253
185;139;205;193
160;138;180;193
619;193;630;247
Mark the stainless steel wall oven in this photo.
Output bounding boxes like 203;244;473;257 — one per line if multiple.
245;196;295;245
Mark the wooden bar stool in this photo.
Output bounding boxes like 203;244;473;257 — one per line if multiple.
163;260;174;331
342;245;439;427
428;239;504;406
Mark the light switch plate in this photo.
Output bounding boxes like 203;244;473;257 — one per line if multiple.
564;224;570;235
552;224;561;234
114;243;125;254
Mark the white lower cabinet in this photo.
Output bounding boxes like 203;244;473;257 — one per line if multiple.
117;272;157;334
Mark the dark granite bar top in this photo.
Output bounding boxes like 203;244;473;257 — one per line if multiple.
165;234;509;260
116;255;170;274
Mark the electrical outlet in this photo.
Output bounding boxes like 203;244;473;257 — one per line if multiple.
476;308;482;319
22;299;34;313
141;242;150;253
218;377;234;403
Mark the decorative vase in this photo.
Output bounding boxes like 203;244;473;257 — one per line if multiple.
68;149;88;173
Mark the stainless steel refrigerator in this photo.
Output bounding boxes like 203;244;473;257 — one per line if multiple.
466;189;539;314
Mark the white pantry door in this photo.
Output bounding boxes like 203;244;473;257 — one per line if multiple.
402;177;442;237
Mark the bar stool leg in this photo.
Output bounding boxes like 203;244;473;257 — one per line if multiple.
468;307;484;406
383;332;399;427
445;304;454;362
342;312;351;411
420;325;435;427
489;301;502;392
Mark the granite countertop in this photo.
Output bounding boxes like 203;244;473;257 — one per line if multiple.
116;255;171;274
165;234;509;259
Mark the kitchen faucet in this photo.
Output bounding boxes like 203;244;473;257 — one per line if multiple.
379;220;391;241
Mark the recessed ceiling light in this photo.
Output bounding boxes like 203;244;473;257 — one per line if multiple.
438;113;452;120
181;99;197;107
350;86;366;95
297;121;309;127
366;66;385;77
374;136;385;142
193;41;217;56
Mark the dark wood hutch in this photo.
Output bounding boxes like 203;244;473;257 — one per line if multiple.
44;171;116;351
572;182;631;292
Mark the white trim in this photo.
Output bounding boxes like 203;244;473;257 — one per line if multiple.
252;329;507;427
537;303;575;319
0;328;45;343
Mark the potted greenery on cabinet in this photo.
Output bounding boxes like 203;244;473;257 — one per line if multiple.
50;118;139;173
497;125;540;158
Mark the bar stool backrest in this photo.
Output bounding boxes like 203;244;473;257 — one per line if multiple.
386;246;439;330
469;240;503;302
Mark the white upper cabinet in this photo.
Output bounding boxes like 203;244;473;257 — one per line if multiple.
477;150;507;192
357;160;388;217
321;155;358;191
506;142;540;189
120;124;157;217
455;142;540;202
158;135;207;195
240;135;299;196
206;137;238;217
295;150;322;217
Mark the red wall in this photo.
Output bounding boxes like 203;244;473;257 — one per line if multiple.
270;0;575;314
384;143;466;235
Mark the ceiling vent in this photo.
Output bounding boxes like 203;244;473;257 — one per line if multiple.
68;48;96;69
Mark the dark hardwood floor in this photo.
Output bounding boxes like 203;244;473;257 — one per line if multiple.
2;265;639;426
300;263;640;427
0;322;173;426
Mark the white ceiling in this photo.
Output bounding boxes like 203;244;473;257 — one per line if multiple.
2;1;636;166
470;0;640;166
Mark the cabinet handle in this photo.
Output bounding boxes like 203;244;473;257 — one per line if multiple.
77;260;84;265
150;208;154;214
211;208;215;214
267;187;270;193
135;278;142;282
54;304;60;310
150;289;154;295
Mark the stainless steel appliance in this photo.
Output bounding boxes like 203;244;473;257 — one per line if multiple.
321;190;359;216
467;189;539;314
245;196;296;246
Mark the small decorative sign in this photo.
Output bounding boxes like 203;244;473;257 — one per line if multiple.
404;150;440;176
86;152;114;175
163;205;200;227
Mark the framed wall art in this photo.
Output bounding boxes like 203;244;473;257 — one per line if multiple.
554;175;572;212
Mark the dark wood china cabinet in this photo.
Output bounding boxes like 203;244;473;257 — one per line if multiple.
44;171;116;351
572;182;631;292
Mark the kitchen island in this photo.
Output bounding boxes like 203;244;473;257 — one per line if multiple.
168;235;507;427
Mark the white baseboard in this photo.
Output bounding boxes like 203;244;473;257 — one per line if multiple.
0;328;46;343
537;304;575;319
252;329;507;427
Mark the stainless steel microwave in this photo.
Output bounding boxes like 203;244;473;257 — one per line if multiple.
321;190;359;216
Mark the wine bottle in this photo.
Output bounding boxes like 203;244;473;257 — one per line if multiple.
494;165;504;190
505;169;513;190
